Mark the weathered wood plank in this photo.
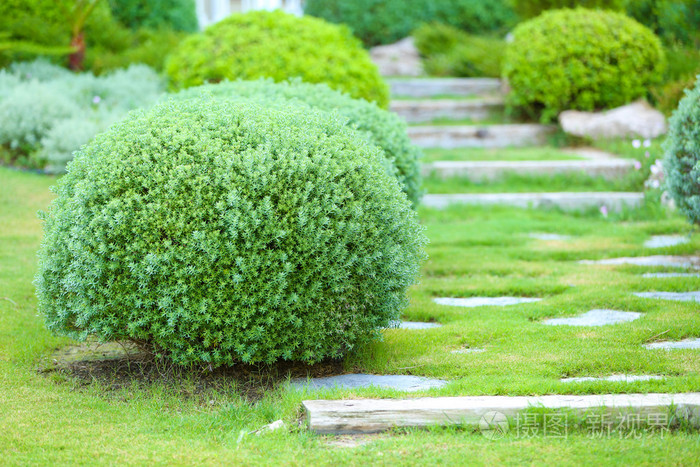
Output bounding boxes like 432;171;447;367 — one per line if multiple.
303;393;700;434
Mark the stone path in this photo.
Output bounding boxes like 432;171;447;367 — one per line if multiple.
560;375;663;383
423;192;644;212
291;374;447;392
580;255;700;269
543;309;641;327
390;97;503;123
388;77;501;98
644;235;689;248
433;297;541;307
393;321;442;329
407;124;556;148
634;291;700;303
642;272;700;278
645;338;700;350
422;159;636;180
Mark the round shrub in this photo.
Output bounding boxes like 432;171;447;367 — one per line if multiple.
663;76;700;225
36;97;427;366
503;8;666;122
305;0;517;47
173;79;422;206
165;10;389;108
107;0;198;32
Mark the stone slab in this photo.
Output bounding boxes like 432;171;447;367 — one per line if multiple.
580;256;700;269
407;124;556;148
303;393;700;434
561;375;663;383
390;98;503;123
634;291;700;303
642;273;700;278
543;309;641;327
388;78;501;98
645;338;700;350
423;192;644;212
422;159;636;180
433;297;541;308
451;348;486;354
369;37;423;77
391;321;442;330
529;233;571;241
291;374;448;393
644;235;690;248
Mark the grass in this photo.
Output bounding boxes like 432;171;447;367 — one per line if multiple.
2;166;700;464
422;147;585;163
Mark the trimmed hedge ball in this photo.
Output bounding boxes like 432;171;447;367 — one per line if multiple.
663;76;700;225
165;10;389;108
173;79;423;206
503;8;665;122
36;97;427;366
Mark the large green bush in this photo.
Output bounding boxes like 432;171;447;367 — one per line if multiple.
304;0;517;47
512;0;625;18
173;79;422;206
107;0;198;32
165;10;389;108
663;76;700;225
503;8;665;122
36;97;426;366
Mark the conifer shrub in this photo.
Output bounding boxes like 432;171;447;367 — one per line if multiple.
503;8;666;122
173;79;422;206
36;97;427;366
165;10;389;108
107;0;198;32
663;76;700;225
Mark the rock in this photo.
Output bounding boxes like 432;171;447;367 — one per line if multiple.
451;348;485;354
543;309;641;327
645;338;700;350
391;321;442;330
642;272;700;278
433;297;541;308
634;291;700;303
529;233;571;241
579;255;700;269
561;375;663;383
559;100;666;140
369;37;423;77
291;374;448;392
644;235;689;248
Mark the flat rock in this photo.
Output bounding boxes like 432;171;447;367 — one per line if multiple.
642;272;700;278
644;235;690;248
645;338;700;350
529;233;571;241
407;124;556;148
451;348;485;354
390;97;503;123
433;297;541;308
561;375;663;383
291;374;448;392
543;309;641;327
559;100;666;139
388;77;501;98
580;255;700;269
370;37;423;77
634;291;700;303
391;321;442;329
423;192;644;212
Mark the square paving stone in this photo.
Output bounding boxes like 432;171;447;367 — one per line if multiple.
433;297;541;308
634;291;700;303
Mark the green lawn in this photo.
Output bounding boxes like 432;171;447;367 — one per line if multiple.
422;147;585;163
2;167;699;465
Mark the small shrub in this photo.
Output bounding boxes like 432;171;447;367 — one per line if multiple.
36;97;427;366
107;0;198;32
503;8;666;122
513;0;625;18
173;79;422;206
165;10;388;108
663;76;700;225
413;23;504;78
305;0;517;47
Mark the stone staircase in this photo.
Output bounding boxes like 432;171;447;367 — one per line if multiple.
388;77;644;212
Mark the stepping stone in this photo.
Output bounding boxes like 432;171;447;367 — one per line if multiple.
391;321;442;330
529;233;571;241
561;147;619;160
561;375;663;383
580;255;700;269
644;235;690;248
303;393;700;434
634;291;700;303
642;272;700;278
433;297;541;308
407;124;556;149
543;309;641;327
423;192;644;212
388;77;501;98
291;374;448;393
451;348;485;354
422;159;636;181
390;98;503;123
645;338;700;350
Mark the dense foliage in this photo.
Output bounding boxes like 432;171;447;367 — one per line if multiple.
413;23;503;78
304;0;517;47
36;97;426;366
165;10;388;108
503;8;665;122
0;60;164;172
512;0;625;18
663;77;700;225
626;0;700;46
107;0;198;32
173;79;422;206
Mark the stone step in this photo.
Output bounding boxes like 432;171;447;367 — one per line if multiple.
422;192;644;212
390;97;504;123
389;78;502;98
422;159;637;181
303;393;700;434
407;124;556;148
